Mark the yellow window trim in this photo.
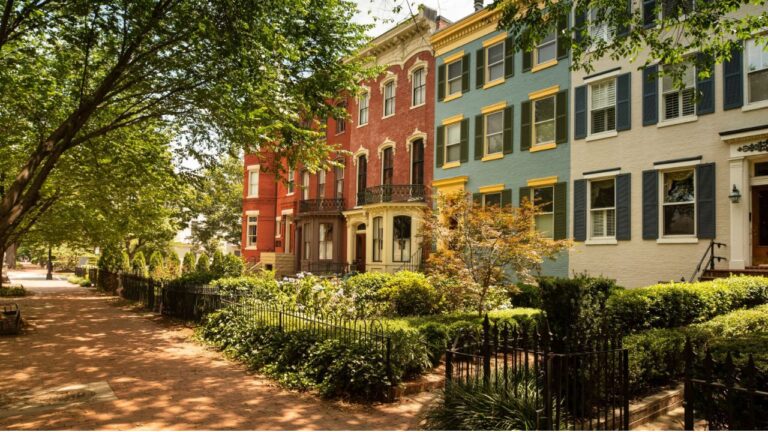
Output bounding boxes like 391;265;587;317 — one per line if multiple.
443;51;465;65
527;176;558;187
441;114;464;125
528;85;560;101
531;58;558;73
482;33;508;48
442;161;461;169
483;78;505;90
432;176;469;188
481;101;507;114
481;153;504;162
530;142;557;153
443;92;463;103
478;184;505;194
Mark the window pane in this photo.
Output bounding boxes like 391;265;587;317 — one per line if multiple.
448;60;462;79
533;187;554;213
663;170;695;203
749;69;768;103
535;120;555;144
448;78;462;95
488;134;503;154
664;203;695;235
488;43;504;64
446;144;461;162
535;97;555;122
590;179;615;209
592;210;605;237
592;80;616;110
484;193;501;208
486;111;503;134
535;214;554;238
537;33;556;64
447;123;461;144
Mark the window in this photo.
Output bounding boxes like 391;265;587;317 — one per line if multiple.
483;192;502;208
248;169;259;197
485;111;504;155
590;179;616;239
287;169;295;194
277;217;283;238
588;8;613;46
662;61;696;120
486;42;505;82
357;155;367;206
382;147;393;185
383;81;395;117
303;224;311;259
318;170;326;199
533;96;556;145
445;123;462;163
412;68;426;106
411;139;424;185
747;39;768;104
335;165;344;198
302;171;310;200
393;216;412;262
318;223;333;260
662;169;695;236
591;79;616;134
247;216;258;247
532;187;555;237
447;59;463;96
535;31;557;65
756;162;768;177
662;0;694;20
373;216;383;262
358;92;369;125
335;103;346;134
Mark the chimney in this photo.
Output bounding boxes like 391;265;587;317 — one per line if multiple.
474;0;483;11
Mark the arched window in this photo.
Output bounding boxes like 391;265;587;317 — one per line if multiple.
392;216;412;262
411;139;424;185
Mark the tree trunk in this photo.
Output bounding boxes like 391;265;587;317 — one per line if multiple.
46;246;53;280
5;243;16;269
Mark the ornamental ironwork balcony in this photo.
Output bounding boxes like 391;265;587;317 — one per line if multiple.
358;184;427;205
299;198;345;214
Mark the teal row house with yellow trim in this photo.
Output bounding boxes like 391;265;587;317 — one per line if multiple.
430;7;571;277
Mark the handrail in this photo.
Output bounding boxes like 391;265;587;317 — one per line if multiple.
359;184;427;205
689;239;727;282
397;247;423;272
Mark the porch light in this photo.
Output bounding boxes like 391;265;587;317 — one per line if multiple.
729;184;742;203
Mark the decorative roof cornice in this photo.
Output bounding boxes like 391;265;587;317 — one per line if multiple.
430;8;502;56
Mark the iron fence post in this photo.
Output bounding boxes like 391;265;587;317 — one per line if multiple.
683;338;694;431
543;352;553;431
386;336;393;386
445;350;453;383
623;349;630;430
482;314;491;387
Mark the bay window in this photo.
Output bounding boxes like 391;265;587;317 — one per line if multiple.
373;216;383;262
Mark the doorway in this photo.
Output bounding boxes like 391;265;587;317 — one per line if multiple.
752;186;768;265
355;233;366;272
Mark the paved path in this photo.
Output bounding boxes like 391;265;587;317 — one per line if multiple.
0;268;434;430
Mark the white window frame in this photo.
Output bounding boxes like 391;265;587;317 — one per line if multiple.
287;169;295;195
589;78;617;136
358;91;369;126
530;186;555;238
318;223;333;260
534;31;557;66
484;110;504;156
533;95;556;147
392;215;412;263
660;61;697;122
302;171;310;200
317;170;326;199
445;122;462;164
246;213;258;249
588;8;613;49
659;168;697;239
334;164;344;198
746;38;768;106
588;177;617;240
383;80;396;118
275;216;282;238
372;216;383;262
446;58;463;97
486;41;505;83
411;67;426;107
247;165;260;198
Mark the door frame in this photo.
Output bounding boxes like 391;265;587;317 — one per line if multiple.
752;184;768;265
355;232;366;272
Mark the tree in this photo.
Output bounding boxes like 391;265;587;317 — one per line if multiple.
0;0;375;282
166;252;181;278
131;251;147;277
195;252;209;273
149;251;164;277
210;250;225;276
421;191;570;314
182;252;196;275
493;0;766;84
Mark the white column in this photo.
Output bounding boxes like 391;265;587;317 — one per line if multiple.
729;157;748;269
346;222;355;266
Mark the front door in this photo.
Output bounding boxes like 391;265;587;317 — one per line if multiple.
752;186;768;265
355;233;366;272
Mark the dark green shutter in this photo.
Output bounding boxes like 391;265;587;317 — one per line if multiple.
643;0;657;28
519;187;531;205
521;101;532;151
459;118;469;163
474;115;484;160
696;53;715;115
574;10;587;45
557;16;569;60
476;48;485;88
574;85;587;139
436;125;445;167
616;173;631;241
472;193;482;206
643;65;658;126
642;169;659;240
617;72;632;131
503;106;514;154
504;37;515;78
438;64;446;102
461;54;470;93
556;90;568;144
554;182;567;240
501;189;512;209
522;50;532;72
696;163;716;239
573;179;587;241
723;45;743;110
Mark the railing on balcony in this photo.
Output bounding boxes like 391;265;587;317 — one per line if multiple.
299;198;345;214
357;184;427;205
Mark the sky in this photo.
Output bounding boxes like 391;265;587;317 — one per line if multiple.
352;0;477;37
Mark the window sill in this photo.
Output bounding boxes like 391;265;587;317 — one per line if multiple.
443;93;462;103
410;103;426;110
246;195;259;199
743;100;768;112
357;123;368;128
442;161;461;169
656;237;699;244
658;116;697;128
286;192;294;196
483;78;505;89
245;246;258;251
481;153;504;162
530;143;557;153
585;130;618;142
531;59;558;73
585;238;618;246
382;113;395;120
334;131;346;136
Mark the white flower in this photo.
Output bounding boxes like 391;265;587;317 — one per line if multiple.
312;283;324;292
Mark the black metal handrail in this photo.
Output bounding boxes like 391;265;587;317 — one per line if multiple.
689;239;727;282
299;198;344;213
398;247;423;272
359;184;426;205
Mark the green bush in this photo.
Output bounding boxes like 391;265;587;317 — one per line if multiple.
693;304;768;338
418;322;450;366
342;272;392;316
221;254;245;277
97;245;125;272
120;251;131;272
149;252;164;277
210;251;225;276
182;252;196;274
166;253;181;278
196;253;210;273
131;252;148;277
511;283;542;308
166;271;217;288
67;275;84;285
0;284;26;297
381;271;442;316
79;278;92;287
211;276;281;300
607;276;768;334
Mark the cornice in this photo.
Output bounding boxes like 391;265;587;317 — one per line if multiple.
431;8;502;56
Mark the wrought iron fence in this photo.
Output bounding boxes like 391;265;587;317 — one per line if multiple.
299;198;344;213
161;285;222;322
445;316;630;431
684;340;768;430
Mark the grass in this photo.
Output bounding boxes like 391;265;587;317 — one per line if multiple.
0;284;27;297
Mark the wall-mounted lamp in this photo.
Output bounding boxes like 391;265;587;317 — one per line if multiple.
729;184;742;203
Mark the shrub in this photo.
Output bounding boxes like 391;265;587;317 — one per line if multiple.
166;253;181;278
97;246;124;272
511;283;542;308
211;276;281;301
342;272;392;316
381;271;442;316
307;339;392;400
428;274;473;313
210;251;225;276
67;275;84;285
131;252;148;277
692;304;768;338
0;284;26;297
182;252;196;274
148;252;164;277
418;322;449;366
166;271;217;288
196;253;210;273
222;254;245;277
120;251;131;272
78;278;92;287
